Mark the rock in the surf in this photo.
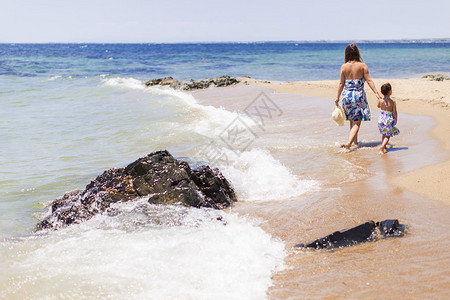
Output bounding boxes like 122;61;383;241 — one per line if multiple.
144;75;239;90
145;76;175;86
295;219;406;250
36;150;236;230
422;74;450;81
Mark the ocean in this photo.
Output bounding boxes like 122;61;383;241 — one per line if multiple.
1;42;449;80
1;42;449;298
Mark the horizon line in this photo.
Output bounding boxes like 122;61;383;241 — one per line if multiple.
1;38;449;45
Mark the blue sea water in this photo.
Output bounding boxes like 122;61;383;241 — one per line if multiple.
0;42;449;298
1;42;449;80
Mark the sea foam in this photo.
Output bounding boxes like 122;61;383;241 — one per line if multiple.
102;77;254;137
146;85;255;138
102;77;146;90
219;148;319;201
1;200;285;299
101;77;318;201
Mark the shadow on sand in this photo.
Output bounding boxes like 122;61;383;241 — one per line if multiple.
358;141;382;148
386;146;409;152
358;141;409;152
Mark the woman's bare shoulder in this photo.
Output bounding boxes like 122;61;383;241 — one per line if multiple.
357;62;368;69
343;62;366;69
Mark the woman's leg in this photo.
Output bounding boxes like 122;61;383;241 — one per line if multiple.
350;120;358;145
345;120;361;150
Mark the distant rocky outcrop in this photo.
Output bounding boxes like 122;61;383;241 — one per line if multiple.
145;75;240;90
36;150;237;230
422;74;450;81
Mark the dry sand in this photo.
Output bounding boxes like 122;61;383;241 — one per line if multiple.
238;76;450;204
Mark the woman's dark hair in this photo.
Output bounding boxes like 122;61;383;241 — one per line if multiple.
345;44;363;63
381;83;392;96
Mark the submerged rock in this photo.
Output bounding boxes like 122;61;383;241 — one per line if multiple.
36;150;236;230
295;219;407;250
145;75;239;90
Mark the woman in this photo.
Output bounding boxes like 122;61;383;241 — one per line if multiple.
335;44;383;150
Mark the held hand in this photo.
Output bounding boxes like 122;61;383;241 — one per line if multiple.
334;99;340;106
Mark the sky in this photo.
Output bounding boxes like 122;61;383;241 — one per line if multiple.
1;0;449;43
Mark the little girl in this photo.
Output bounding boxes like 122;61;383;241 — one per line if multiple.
377;83;400;154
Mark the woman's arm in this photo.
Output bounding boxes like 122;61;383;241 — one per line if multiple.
363;64;382;100
335;66;345;106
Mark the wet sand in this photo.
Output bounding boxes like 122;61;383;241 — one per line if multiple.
192;79;450;298
245;76;450;205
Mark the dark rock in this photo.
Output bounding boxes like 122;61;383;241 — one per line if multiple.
190;165;236;209
295;219;406;250
181;79;213;90
212;75;239;87
145;75;240;90
377;219;406;237
422;74;450;81
145;77;174;86
168;80;184;90
36;150;237;230
160;77;175;85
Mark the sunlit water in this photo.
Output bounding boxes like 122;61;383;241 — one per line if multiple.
0;76;303;298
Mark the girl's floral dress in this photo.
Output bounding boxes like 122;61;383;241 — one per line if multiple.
378;110;400;137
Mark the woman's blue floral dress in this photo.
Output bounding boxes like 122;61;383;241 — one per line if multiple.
341;78;371;121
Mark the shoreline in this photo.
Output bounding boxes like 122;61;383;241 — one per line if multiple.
237;76;450;204
191;79;450;298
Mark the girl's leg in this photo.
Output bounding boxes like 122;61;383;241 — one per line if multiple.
345;120;361;150
380;135;390;153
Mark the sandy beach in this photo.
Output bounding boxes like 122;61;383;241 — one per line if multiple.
241;76;450;204
191;76;450;298
2;40;449;298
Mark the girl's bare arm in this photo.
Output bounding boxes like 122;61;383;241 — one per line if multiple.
393;100;398;121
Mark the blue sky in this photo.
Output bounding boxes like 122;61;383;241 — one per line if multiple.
1;0;449;43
